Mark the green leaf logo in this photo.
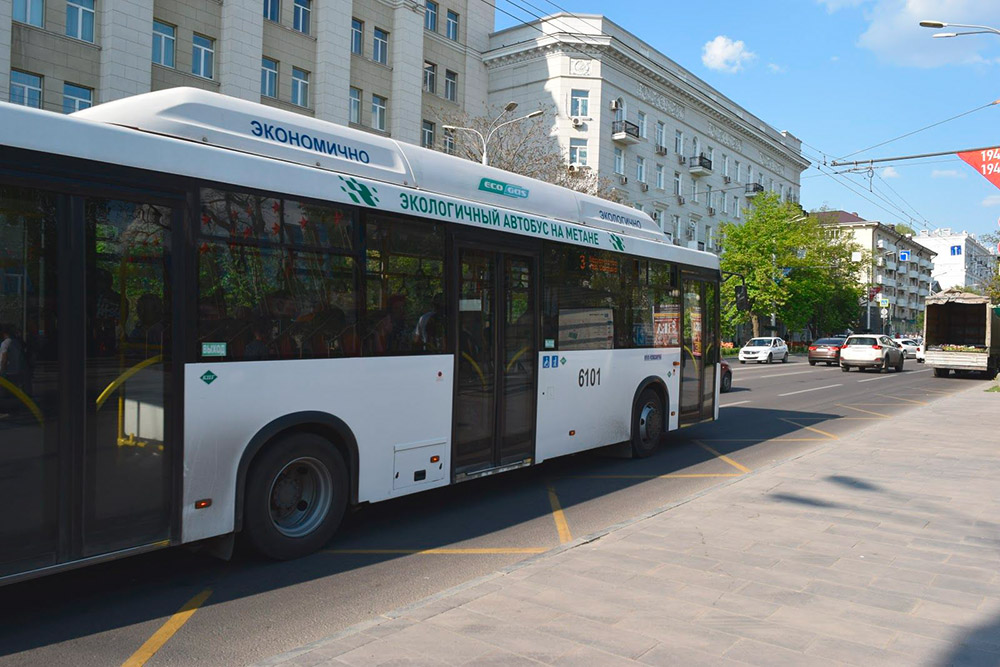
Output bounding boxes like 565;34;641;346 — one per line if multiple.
609;233;625;252
339;176;380;207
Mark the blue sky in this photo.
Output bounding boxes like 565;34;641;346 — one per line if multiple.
495;0;1000;247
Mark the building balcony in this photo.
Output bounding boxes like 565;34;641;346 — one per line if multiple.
611;120;641;144
745;182;765;197
919;287;929;297
879;258;897;271
877;274;896;288
688;154;713;177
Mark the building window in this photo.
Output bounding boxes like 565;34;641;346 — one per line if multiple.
421;120;435;148
424;1;437;31
263;0;279;22
152;21;176;68
66;0;95;42
614;147;624;174
14;0;44;27
570;89;588;117
293;0;311;34
63;82;92;113
423;62;436;93
707;147;714;164
747;165;754;184
636;156;646;183
734;196;741;219
637;111;646;138
10;71;43;109
373;28;389;65
569;138;587;166
351;19;363;55
291;68;309;106
951;245;962;256
673;171;681;195
446;10;459;40
722;192;728;214
444;70;457;102
706;185;713;209
372;94;387;131
261;57;278;98
692;180;699;203
656;164;664;189
192;34;215;79
735;160;741;182
674;129;683;154
443;128;455;154
671;215;680;238
723;154;728;178
349;87;361;124
655;121;665;149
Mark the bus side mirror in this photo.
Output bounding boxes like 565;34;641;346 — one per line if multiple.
735;284;749;312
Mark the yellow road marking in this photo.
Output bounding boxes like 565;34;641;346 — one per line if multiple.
694;440;751;474
884;394;928;405
779;418;838;440
325;548;548;555
547;482;573;544
564;473;742;479
122;589;211;667
836;404;890;418
918;387;951;395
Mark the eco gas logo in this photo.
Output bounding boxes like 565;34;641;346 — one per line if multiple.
478;178;529;199
339;176;380;207
609;233;625;252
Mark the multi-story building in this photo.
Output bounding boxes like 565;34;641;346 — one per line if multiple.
820;211;936;334
2;0;491;145
913;228;997;293
485;14;809;252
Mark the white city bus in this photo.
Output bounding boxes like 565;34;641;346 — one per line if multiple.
0;89;720;583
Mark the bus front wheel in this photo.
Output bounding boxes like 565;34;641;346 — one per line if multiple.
243;433;348;560
631;387;664;458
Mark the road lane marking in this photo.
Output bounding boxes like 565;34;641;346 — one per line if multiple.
325;548;548;555
755;370;815;379
883;394;928;405
836;404;891;418
122;589;212;667
777;384;842;397
857;375;895;383
547;482;573;544
564;473;742;479
694;440;751;474
720;400;751;408
779;418;838;440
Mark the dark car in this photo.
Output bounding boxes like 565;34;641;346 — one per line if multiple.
720;358;732;392
808;337;846;366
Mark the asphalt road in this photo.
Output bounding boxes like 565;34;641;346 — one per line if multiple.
0;355;985;666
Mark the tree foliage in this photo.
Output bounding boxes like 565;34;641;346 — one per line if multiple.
718;193;865;338
430;105;624;202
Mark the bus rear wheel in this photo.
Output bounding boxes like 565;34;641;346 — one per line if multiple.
631;387;664;458
244;433;348;560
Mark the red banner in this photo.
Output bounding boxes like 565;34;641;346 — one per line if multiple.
958;147;1000;190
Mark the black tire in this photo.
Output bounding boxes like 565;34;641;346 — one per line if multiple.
781;352;788;363
809;360;816;366
721;371;732;393
841;364;850;372
880;356;889;374
631;387;664;458
766;353;773;364
739;360;746;365
827;362;833;367
895;356;904;372
243;433;349;560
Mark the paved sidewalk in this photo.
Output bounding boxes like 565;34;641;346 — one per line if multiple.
262;384;1000;666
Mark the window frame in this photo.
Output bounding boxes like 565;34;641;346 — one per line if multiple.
349;87;362;124
14;0;44;27
423;62;437;94
421;120;435;148
371;94;387;131
351;19;363;55
293;0;311;34
570;89;588;117
373;28;389;65
261;57;278;98
424;1;437;31
444;70;458;102
192;34;215;79
10;70;43;109
62;82;92;113
263;0;279;22
569;138;588;166
152;20;176;68
291;67;310;107
446;10;459;40
66;0;95;42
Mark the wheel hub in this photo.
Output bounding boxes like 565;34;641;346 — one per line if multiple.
268;457;334;538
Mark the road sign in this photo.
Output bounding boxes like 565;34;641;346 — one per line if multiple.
879;297;890;308
899;250;910;262
880;308;889;318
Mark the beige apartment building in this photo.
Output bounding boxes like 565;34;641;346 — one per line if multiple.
2;0;491;145
486;14;810;253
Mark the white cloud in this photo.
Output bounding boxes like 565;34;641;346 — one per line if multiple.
931;169;966;178
880;167;900;178
830;55;840;62
816;0;867;11
701;36;756;73
768;63;788;73
982;195;1000;207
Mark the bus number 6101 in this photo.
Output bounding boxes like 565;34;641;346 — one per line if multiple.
578;368;601;387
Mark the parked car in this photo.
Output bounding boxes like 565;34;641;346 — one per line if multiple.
738;337;788;364
840;334;905;372
807;337;847;366
896;338;920;359
720;358;732;393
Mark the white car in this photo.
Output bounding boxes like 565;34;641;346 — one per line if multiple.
840;334;904;372
738;337;789;364
896;338;919;359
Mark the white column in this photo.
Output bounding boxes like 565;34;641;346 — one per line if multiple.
98;0;153;103
0;0;10;103
462;0;493;118
389;0;423;143
313;0;352;123
219;0;263;101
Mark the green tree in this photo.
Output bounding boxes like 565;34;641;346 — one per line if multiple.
718;193;864;338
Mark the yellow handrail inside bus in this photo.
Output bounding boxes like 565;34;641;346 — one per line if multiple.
0;377;43;425
505;346;529;372
95;355;163;410
461;352;486;388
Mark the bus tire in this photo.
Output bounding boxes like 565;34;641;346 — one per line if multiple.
243;433;348;560
933;367;949;378
631;387;664;458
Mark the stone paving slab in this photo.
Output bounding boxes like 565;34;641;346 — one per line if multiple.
261;384;1000;666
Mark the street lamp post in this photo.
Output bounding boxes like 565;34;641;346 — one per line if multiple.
919;19;1000;39
443;102;544;166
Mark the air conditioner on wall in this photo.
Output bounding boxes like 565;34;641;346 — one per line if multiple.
708;207;716;216
571;116;584;127
723;176;731;184
677;196;685;205
619;174;628;185
610;99;621;110
640;183;649;191
568;163;583;172
677;155;687;165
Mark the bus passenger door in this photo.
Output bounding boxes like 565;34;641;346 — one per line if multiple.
452;244;538;479
679;275;717;424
